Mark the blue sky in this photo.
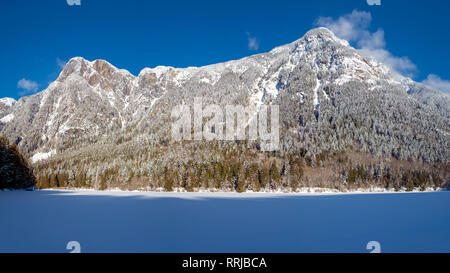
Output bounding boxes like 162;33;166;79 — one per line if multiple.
1;0;450;99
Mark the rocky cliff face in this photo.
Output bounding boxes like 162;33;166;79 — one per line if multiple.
0;98;16;129
1;28;449;183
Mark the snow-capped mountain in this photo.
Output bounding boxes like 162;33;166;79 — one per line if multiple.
0;97;16;117
0;97;16;109
1;27;449;165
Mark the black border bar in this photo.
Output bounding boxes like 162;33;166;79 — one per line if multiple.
1;253;447;272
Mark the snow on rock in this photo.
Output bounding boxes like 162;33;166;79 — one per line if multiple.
0;98;16;107
139;66;172;78
0;113;14;123
313;77;321;108
30;150;56;163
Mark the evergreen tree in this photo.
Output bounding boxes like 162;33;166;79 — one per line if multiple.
270;161;280;189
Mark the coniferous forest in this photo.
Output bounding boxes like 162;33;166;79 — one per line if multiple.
32;140;449;192
0;136;35;189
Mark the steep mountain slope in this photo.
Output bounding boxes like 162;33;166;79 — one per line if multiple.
0;27;448;191
406;81;450;117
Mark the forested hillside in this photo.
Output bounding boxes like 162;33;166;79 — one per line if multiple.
0;136;35;189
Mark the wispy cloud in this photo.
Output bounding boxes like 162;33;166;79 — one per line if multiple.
17;78;38;95
57;58;67;70
367;0;381;6
66;0;81;6
422;74;450;93
246;32;259;51
316;10;416;78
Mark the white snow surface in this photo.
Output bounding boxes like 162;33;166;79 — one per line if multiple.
0;189;449;253
30;150;56;163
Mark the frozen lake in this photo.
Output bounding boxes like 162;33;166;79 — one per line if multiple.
0;190;449;253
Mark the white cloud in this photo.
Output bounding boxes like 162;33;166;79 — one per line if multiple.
316;10;416;77
17;78;38;94
246;32;259;51
66;0;81;6
316;10;372;42
422;74;450;93
57;58;67;70
358;48;417;78
367;0;381;6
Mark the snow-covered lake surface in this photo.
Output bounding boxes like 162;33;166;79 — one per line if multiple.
1;190;449;253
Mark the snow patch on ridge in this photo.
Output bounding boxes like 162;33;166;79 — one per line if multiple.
31;150;56;163
313;77;321;108
0;98;16;107
0;113;14;123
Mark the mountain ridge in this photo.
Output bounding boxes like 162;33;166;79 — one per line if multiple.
0;27;448;192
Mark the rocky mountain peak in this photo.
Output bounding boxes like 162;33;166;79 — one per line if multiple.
57;56;90;81
303;27;348;45
0;97;17;107
58;57;134;84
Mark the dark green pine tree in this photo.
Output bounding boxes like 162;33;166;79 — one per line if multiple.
270;161;281;189
0;136;36;189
